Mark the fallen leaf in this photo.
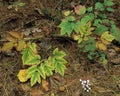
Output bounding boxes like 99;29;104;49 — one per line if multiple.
8;31;21;39
42;80;50;91
2;42;14;51
17;69;28;82
30;89;44;96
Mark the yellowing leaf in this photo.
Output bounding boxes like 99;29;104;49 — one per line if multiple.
16;40;26;51
17;69;28;82
5;36;16;42
96;42;106;51
8;31;21;39
101;31;115;42
2;42;14;51
73;34;82;43
101;38;110;45
63;10;71;16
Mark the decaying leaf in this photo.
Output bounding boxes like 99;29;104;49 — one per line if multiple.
2;42;14;51
96;42;106;51
42;80;50;91
17;69;28;82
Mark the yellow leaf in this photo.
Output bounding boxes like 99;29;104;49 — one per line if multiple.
17;69;28;82
8;31;21;39
63;11;71;16
2;42;14;51
73;34;82;43
101;31;115;42
16;40;26;51
5;36;16;42
101;38;110;45
96;42;107;51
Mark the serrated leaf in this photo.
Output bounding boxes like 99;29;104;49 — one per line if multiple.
16;40;26;51
59;20;73;35
17;69;28;82
53;48;66;58
94;25;108;35
55;63;66;76
27;65;37;78
74;5;86;15
28;42;37;53
101;31;115;42
2;42;14;51
66;16;75;21
38;66;46;79
30;72;41;86
22;43;40;65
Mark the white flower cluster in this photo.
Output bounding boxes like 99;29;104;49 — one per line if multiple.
80;79;91;92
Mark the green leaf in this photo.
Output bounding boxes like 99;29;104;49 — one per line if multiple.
22;43;41;65
110;24;120;43
66;16;75;21
93;19;102;26
106;7;114;12
38;65;46;79
59;20;73;35
95;2;104;11
53;48;66;58
94;25;108;35
104;0;114;6
87;7;93;12
30;72;41;86
55;63;66;76
27;65;37;78
17;2;26;7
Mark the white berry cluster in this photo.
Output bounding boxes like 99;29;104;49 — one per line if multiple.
80;79;91;92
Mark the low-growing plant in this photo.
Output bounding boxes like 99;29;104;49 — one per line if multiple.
59;0;119;62
1;32;67;86
18;43;67;86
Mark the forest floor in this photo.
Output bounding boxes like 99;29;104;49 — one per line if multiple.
0;0;120;96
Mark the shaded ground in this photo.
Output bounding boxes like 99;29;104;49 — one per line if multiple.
0;0;120;96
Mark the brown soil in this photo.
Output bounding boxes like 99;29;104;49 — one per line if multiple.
0;0;120;96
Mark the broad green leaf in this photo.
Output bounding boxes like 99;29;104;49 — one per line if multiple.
81;14;94;24
30;72;41;86
110;24;120;43
59;20;73;35
104;0;114;6
95;2;104;11
101;31;115;42
44;65;53;76
106;7;114;12
94;25;108;35
38;65;46;79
